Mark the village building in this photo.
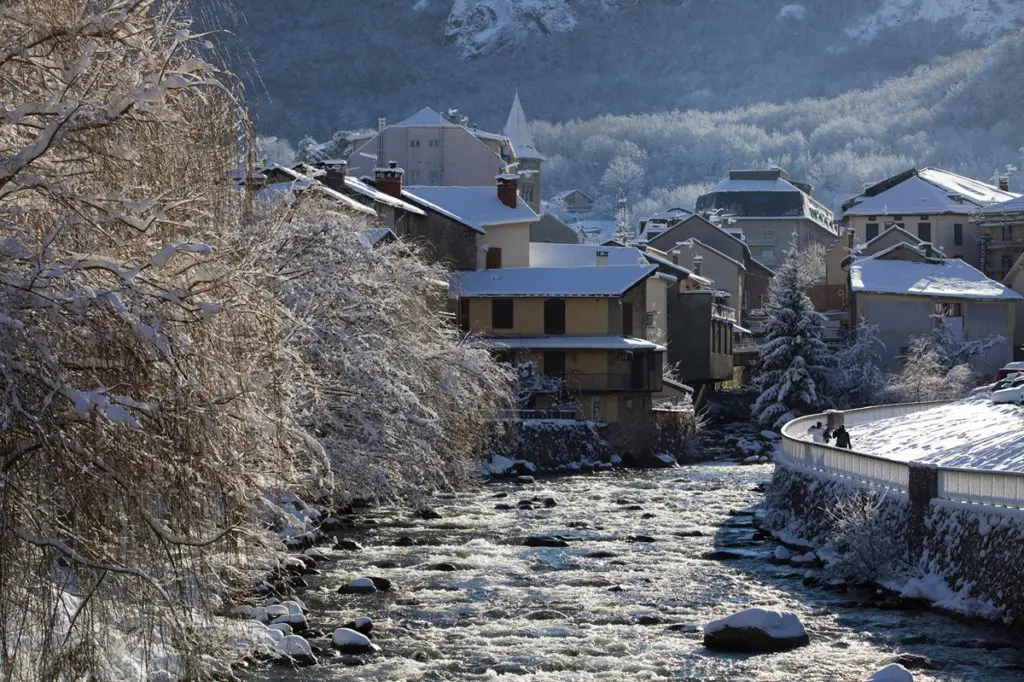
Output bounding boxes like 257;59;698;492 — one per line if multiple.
695;168;838;266
840;167;1019;271
848;243;1020;376
974;194;1024;281
550;189;595;214
530;213;580;244
503;91;543;213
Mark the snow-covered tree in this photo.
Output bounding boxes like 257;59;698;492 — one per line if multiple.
751;243;833;428
881;325;999;403
295;135;327;164
831;320;886;408
253;199;514;505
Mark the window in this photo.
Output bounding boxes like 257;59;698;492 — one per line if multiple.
917;222;931;242
761;228;775;241
1003;225;1014;242
485;247;502;269
491;298;513;329
919;215;929;220
544;298;566;335
954;223;963;246
933;302;962;317
867;216;877;221
622;302;634;336
410;139;420;147
865;222;879;241
458;299;470;333
429;170;440;184
543;351;566;378
428;139;439;148
1002;254;1014;273
893;215;903;221
409;169;420;183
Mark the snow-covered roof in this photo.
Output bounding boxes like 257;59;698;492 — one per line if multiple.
640;249;708;284
644;207;693;222
674;238;745;269
391;106;460;128
451;264;656;298
529;243;647;267
359;228;397;246
254;164;377;216
860;224;924;252
344;176;425;215
844;168;1019;217
850;254;1021;300
551;189;593;203
402;186;538;234
472;335;665;352
704;177;800;193
979;194;1024;216
503;91;544;161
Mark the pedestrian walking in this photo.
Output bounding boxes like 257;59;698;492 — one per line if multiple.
833;425;851;449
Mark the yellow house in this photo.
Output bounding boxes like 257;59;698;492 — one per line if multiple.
452;264;665;424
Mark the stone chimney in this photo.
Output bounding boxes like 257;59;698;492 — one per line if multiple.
692;254;703;277
670;249;681;266
374;161;404;198
321;159;347;191
596;249;609;266
999;176;1010;192
846;227;855;249
496;173;519;209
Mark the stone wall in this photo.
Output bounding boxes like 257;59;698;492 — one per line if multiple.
767;462;1024;626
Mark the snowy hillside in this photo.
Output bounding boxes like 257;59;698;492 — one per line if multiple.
442;0;578;58
846;0;1024;42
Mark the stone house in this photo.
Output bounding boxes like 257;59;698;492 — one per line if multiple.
550;189;595;214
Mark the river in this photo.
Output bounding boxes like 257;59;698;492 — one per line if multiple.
252;463;1024;681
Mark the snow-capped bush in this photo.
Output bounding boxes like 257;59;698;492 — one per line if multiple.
822;492;908;585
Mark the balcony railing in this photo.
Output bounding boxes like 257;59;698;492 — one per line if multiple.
501;408;582;421
712;303;737;322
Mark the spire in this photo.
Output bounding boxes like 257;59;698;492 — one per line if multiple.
503;90;543;161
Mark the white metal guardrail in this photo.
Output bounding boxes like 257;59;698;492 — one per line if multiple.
781;401;1024;510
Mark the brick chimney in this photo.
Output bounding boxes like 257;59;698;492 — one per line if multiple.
496;173;519;209
321;159;347;191
596;249;609;266
374;161;404;198
999;176;1010;192
692;254;703;276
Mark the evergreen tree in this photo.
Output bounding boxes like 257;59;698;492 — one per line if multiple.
751;242;833;428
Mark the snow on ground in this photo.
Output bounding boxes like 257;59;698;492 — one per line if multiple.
844;397;1024;472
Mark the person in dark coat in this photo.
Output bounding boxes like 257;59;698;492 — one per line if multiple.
833;425;851;449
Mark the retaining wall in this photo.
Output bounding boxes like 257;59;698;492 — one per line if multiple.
771;403;1024;626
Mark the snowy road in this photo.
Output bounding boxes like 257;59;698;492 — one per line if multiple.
844;398;1024;472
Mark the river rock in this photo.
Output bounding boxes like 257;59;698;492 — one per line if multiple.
495;503;513;510
425;562;462;572
628;535;657;543
415;508;442;520
524;535;570;548
703;608;809;653
585;550;618;559
336;539;362;551
516;475;536;484
333;627;382;654
275;634;317;667
394;536;416;547
517;500;535;509
525;609;568;620
342;616;373;636
868;663;914;682
538;497;557;508
369;576;392;592
338;577;376;594
894;653;937;670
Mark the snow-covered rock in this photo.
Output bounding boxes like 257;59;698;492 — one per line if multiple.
333;627;382;654
868;663;914;682
486;454;516;475
703;608;810;653
267;622;293;637
445;0;579;58
338;577;377;594
274;634;316;666
653;453;677;467
342;616;373;636
270;612;308;631
773;546;793;562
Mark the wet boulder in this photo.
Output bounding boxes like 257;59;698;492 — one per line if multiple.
333;627;382;654
338;577;376;595
415;508;442;520
335;539;362;552
524;535;570;548
274;634;317;667
703;608;809;653
341;616;373;637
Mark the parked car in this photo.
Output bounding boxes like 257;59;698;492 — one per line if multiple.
990;377;1024;404
995;362;1024;381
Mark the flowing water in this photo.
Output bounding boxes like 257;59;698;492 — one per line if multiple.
253;463;1024;681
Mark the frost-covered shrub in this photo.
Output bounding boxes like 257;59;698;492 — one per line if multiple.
822;492;909;585
830;320;885;408
881;333;987;403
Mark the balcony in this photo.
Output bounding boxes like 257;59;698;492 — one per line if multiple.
558;372;652;392
712;303;737;322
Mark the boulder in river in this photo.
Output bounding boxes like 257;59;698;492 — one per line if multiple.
703;608;809;653
274;634;317;667
335;539;362;551
524;535;570;548
341;616;373;636
868;663;914;682
338;577;376;595
415;508;442;520
333;627;382;654
369;576;392;592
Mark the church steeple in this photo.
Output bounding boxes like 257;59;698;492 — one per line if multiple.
503;90;543;161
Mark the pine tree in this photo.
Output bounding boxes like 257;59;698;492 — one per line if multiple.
751;242;833;428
